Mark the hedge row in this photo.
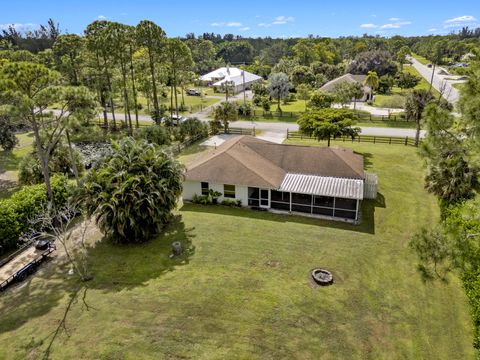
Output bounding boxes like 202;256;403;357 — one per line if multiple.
0;175;69;255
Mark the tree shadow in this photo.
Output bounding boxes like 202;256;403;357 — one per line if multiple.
0;259;78;334
85;215;196;293
0;215;195;335
181;198;385;235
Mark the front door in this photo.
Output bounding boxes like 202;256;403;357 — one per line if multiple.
259;189;270;208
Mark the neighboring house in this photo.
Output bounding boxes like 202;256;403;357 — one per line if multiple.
200;67;263;93
183;136;378;223
320;73;372;102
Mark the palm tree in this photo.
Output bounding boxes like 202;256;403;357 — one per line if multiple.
80;138;184;243
405;89;432;146
364;71;379;101
213;102;238;133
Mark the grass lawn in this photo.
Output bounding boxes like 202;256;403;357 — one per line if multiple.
412;53;430;65
374;65;440;107
0;132;34;198
0;140;475;359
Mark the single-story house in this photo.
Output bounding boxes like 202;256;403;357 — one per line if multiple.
183;136;378;223
200;67;263;93
320;73;372;102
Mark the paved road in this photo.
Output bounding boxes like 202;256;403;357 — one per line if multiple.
230;119;425;138
407;56;461;104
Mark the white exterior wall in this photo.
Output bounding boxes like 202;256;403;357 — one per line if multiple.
182;180;249;207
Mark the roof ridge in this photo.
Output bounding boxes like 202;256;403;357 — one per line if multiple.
228;142;285;188
329;148;364;179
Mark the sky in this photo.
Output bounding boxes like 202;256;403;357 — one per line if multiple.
1;0;479;38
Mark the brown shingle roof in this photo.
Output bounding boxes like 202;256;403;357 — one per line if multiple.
185;136;364;188
320;73;368;92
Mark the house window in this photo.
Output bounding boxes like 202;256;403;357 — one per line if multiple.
224;184;235;198
201;182;209;195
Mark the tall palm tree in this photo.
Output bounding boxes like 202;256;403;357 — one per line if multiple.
405;89;432;146
364;71;379;101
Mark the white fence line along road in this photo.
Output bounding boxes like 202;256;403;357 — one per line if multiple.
407;56;462;104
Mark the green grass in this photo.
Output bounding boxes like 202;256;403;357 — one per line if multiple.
373;65;440;107
412;53;430;65
0;133;34;198
0;140;475;359
453;83;466;91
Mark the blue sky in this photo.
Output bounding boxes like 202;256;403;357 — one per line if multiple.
1;0;479;38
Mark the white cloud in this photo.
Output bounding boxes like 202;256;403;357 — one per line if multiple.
381;23;401;29
380;20;411;29
445;15;477;23
0;23;37;32
428;28;438;32
98;15;106;19
360;23;377;29
258;16;294;27
211;21;242;27
389;17;401;21
443;15;477;29
240;27;250;31
272;16;295;25
371;14;377;18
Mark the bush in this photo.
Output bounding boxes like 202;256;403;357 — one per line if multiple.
379;95;405;109
221;199;242;207
308;91;335;109
0;175;69;254
377;75;394;94
18;143;84;185
0;115;18;152
252;94;263;107
134;125;171;146
261;97;271;111
178;118;209;142
237;103;253;117
80;138;184;243
395;71;421;89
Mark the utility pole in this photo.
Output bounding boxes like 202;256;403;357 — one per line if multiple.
242;70;246;106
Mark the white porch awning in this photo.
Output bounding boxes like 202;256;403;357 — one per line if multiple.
279;173;364;200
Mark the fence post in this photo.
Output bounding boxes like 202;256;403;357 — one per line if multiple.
389;137;391;144
370;113;372;121
286;128;289;139
253;126;256;136
373;136;376;144
405;136;408;146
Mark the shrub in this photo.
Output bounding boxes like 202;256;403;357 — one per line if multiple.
261;97;271;111
134;125;171;146
18;143;84;185
0;175;69;254
178;118;209;142
80;138;184;243
252;94;263;107
221;199;242;207
308;91;335;109
237;103;253;117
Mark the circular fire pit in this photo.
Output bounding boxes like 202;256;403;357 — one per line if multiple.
311;269;333;286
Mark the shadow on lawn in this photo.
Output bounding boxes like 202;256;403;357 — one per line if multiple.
86;215;195;292
0;215;195;335
181;195;386;235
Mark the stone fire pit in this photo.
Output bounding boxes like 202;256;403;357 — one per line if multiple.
311;268;333;286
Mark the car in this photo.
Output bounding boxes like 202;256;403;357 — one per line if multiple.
161;114;188;126
427;63;432;68
186;89;201;96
